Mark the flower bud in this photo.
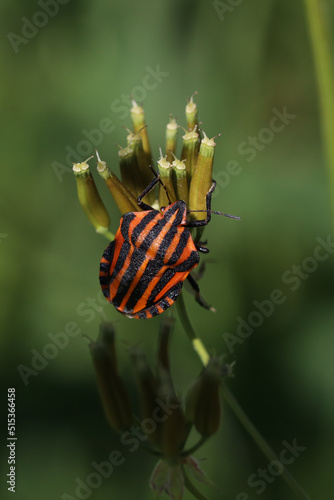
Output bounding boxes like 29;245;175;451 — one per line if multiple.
165;116;178;163
180;128;199;184
172;158;188;205
89;323;133;431
188;132;216;219
130;101;155;201
185;357;222;437
118;145;141;200
127;131;155;205
130;347;160;445
156;317;174;372
157;152;177;207
185;92;198;132
156;365;188;459
73;157;111;237
130;100;152;163
96;151;139;214
98;321;117;369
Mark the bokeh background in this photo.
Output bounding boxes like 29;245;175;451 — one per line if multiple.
1;1;334;499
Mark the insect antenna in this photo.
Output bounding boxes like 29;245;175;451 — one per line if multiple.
187;209;241;220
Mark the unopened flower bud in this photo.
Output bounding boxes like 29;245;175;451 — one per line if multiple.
127;131;155;205
165;116;178;163
156;365;188;459
130;347;160;445
130;101;155;202
180;128;199;184
185;357;222;437
157;152;177;207
185;92;198;132
73;157;111;237
96;151;138;214
188;132;216;219
118;145;141;201
98;321;117;369
130;100;152;162
156;317;174;372
89;323;133;431
172;158;188;205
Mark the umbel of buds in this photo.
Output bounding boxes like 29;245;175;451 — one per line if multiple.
72;94;219;246
89;320;233;500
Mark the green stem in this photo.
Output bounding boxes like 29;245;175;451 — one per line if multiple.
119;418;162;458
97;228;115;241
177;297;311;498
176;293;210;365
304;0;334;222
181;436;208;458
221;384;312;500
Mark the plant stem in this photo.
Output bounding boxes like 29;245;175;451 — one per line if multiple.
176;293;210;365
98;228;115;241
181;436;208;458
221;384;312;500
177;298;311;498
304;0;334;223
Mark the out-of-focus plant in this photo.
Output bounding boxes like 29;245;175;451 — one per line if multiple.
90;320;232;499
304;0;334;227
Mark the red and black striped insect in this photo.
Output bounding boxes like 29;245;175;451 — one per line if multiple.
99;175;239;319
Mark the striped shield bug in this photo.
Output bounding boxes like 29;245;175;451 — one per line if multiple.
99;174;239;319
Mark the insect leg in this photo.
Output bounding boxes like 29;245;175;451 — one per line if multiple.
137;172;161;210
187;273;215;311
195;241;209;253
187;180;240;226
137;167;172;210
186;181;216;227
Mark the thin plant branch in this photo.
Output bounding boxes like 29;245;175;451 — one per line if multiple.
176;292;210;366
221;384;312;500
304;0;334;224
177;295;311;499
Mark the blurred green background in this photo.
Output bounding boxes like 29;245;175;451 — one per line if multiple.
1;1;334;499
